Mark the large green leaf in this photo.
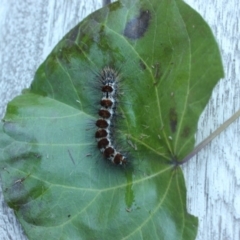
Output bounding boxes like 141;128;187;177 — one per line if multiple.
0;0;223;239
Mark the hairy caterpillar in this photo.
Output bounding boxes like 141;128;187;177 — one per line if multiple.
95;67;127;165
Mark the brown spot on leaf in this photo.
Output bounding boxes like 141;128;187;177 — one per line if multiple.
124;10;151;39
139;60;146;70
181;126;190;138
169;108;178;133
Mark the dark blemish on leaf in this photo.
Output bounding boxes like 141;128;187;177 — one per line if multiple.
66;25;80;42
123;10;151;40
68;214;71;218
7;175;31;210
139;60;146;70
6;150;42;164
152;62;161;86
169;108;178;133
68;149;75;165
181;126;190;138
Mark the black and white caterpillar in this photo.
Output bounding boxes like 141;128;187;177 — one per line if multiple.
95;67;127;165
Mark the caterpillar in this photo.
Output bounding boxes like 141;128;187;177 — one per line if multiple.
95;67;127;165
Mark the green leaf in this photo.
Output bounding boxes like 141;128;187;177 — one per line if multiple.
0;0;223;239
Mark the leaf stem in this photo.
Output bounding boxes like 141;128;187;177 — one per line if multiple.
180;108;240;164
